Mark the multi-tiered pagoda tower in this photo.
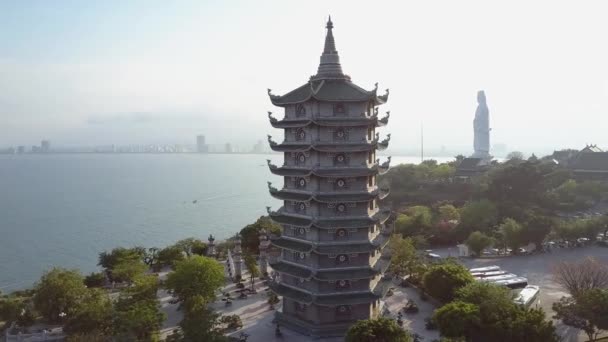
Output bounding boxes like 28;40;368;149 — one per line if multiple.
265;17;393;337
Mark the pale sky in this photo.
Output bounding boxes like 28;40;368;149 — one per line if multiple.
1;0;608;154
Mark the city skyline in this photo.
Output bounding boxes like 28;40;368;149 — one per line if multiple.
2;1;608;153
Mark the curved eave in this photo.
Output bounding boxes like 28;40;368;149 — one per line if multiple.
270;261;313;279
314;292;380;306
268;212;312;228
270;189;382;203
269;142;377;153
270;237;313;253
269;282;313;304
377;141;390;151
314;267;380;281
270;119;312;129
267;164;379;178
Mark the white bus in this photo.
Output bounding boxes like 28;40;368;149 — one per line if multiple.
479;273;518;282
494;277;529;289
472;270;508;278
514;285;540;307
469;265;500;273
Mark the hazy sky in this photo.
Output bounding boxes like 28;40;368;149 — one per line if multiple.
1;0;608;154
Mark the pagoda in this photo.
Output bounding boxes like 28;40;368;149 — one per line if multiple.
265;17;393;337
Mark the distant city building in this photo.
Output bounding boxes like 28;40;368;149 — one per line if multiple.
196;135;208;153
224;143;232;153
41;140;51;153
252;140;264;154
17;146;25;154
265;17;393;337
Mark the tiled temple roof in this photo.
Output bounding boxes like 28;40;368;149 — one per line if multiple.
267;80;388;107
270;233;388;255
268;111;390;129
268;186;389;203
267;159;391;177
267;208;391;229
267;135;391;153
314;292;380;306
269;282;313;304
269;261;313;279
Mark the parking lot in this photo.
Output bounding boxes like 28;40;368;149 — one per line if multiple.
458;245;608;342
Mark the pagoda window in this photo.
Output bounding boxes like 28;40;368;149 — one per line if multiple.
333;128;348;141
295;202;307;214
333;103;346;115
336;279;351;290
335;305;351;317
335;228;348;240
295;128;306;141
334;153;347;166
295;152;307;165
294;302;307;312
335;178;347;190
336;254;349;265
293;251;307;261
336;203;347;214
296;177;307;189
296;104;306;117
296;227;307;237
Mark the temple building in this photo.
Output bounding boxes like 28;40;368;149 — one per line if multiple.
567;144;608;181
265;17;393;337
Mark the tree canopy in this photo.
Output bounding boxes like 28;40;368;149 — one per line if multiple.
33;268;87;323
423;261;474;303
553;288;608;342
345;317;412;342
165;255;225;306
465;231;493;256
238;216;281;254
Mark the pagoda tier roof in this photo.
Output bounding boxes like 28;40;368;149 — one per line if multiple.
267;208;392;229
267;158;391;177
267;135;391;153
268;111;390;129
314;291;381;306
267;80;389;107
268;186;389;203
269;261;313;279
270;233;388;255
269;282;313;304
270;260;387;281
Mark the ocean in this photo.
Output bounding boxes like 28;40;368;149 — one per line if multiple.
0;153;453;292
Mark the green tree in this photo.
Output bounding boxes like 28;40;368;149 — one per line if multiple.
112;260;148;284
63;288;113;338
239;216;281;253
465;231;493;256
173;238;208;257
423;261;474;303
438;204;460;222
98;247;144;281
455;282;513;306
157;245;186;269
345;317;412;342
84;272;106;288
433;301;480;338
457;200;498;239
165;255;225;305
388;235;419;278
33;268;87;323
553;289;608;342
177;295;227;342
0;296;27;323
499;218;524;252
114;299;165;341
522;215;553;249
244;253;260;292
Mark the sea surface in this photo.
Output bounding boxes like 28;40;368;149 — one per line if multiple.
0;153;453;292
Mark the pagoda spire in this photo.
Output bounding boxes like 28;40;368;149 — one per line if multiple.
313;16;348;80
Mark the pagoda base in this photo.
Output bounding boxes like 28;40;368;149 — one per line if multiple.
274;311;353;338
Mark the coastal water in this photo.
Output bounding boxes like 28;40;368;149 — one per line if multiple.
0;153;453;292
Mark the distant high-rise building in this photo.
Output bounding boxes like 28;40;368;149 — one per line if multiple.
196;135;208;153
252;140;264;154
224;143;232;153
17;146;25;154
41;140;51;153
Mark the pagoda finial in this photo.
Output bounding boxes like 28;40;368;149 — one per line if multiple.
312;16;347;80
